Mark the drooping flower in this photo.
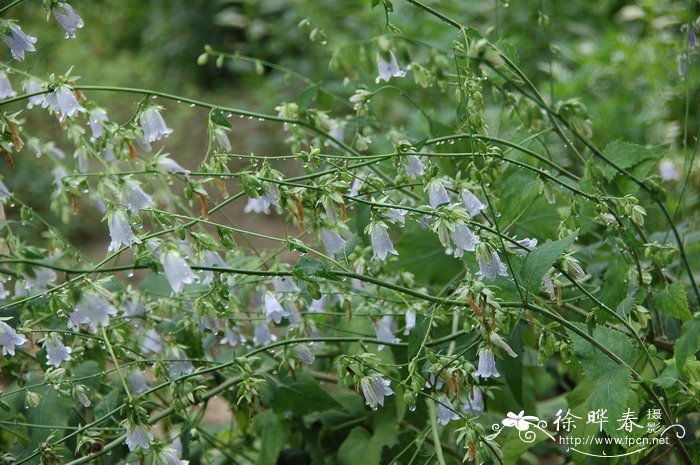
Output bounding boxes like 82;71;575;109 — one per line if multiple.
473;348;500;378
384;208;407;226
169;348;194;377
375;51;406;83
140;107;173;143
213;126;231;151
690;28;696;48
320;229;346;255
46;85;85;121
21;267;57;295
0;72;16;99
125;424;152;451
462;388;484;415
53;166;67;193
3;24;36;61
253;322;276;346
264;292;289;324
157;156;190;175
360;375;394;409
309;296;327;313
75;385;91;407
52;2;84;39
161;448;188;465
161;250;197;294
45;337;72;367
508;237;537;256
293;345;316;366
23;79;46;108
129;370;149;395
404;309;416;335
219;328;244;347
542;273;556;300
0;180;10;202
678;57;687;78
271;276;298;293
436;396;460;425
375;315;399;350
0;321;26;356
122;179;153;214
68;292;118;334
107;209;141;252
403;155;424;178
244;187;279;215
461;189;486;217
563;255;585;279
659;159;680;181
476;246;508;280
141;329;162;354
427;179;450;208
199;251;226;285
369;222;398;261
451;223;478;258
88;107;108;141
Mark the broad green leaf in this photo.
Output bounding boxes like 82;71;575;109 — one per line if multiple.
334;233;360;262
254;410;287;465
653;283;692;320
675;318;700;371
520;231;577;292
653;364;679;389
24;386;74;461
94;388;123;420
337;427;381;465
600;140;668;181
567;324;634;438
292;256;338;281
599;255;628;323
298;83;321;112
269;372;342;416
407;313;430;360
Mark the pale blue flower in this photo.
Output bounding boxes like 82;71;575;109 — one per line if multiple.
271;276;297;293
436;396;460;425
3;24;36;61
199;250;226;285
219;328;244;347
68;292;118;334
0;180;10;202
659;159;680;181
52;2;84;39
23;79;45;108
141;329;162;354
369;222;397;261
0;321;26;356
293;344;315;366
427;179;450;208
360;375;394;409
88;107;108;141
403;155;424;178
140;107;172;142
474;348;500;378
451;223;478;258
375;315;398;350
384;208;407;226
162;250;196;294
253;322;275;346
462;388;484;414
461;189;486;216
476;248;507;280
169;348;194;377
264;292;288;324
320;229;346;255
404;309;416;335
244;187;279;215
129;370;149;395
375;51;406;83
45;337;72;367
309;296;327;313
46;85;85;121
122;179;153;214
125;424;152;451
107;209;141;252
0;72;16;99
509;237;537;256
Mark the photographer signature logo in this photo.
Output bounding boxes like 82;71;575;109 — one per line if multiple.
487;409;686;458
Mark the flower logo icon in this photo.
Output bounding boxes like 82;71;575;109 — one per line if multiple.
502;411;540;431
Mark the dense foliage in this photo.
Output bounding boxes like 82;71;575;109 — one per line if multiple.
0;1;697;464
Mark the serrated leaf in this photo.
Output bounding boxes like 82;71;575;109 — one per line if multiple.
270;372;342;415
567;324;634;438
653;283;692;320
675;318;700;371
600;141;668;193
407;313;430;360
520;231;577;292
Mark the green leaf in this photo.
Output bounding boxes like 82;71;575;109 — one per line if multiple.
600;140;667;181
94;388;123;420
254;410;287;465
24;386;74;460
653;364;679;389
520;231;577;292
675;318;700;371
407;313;430;360
653;283;692;320
567;324;634;438
269;372;342;416
334;233;360;262
338;427;381;465
209;109;231;128
298;83;321;112
292;256;338;281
